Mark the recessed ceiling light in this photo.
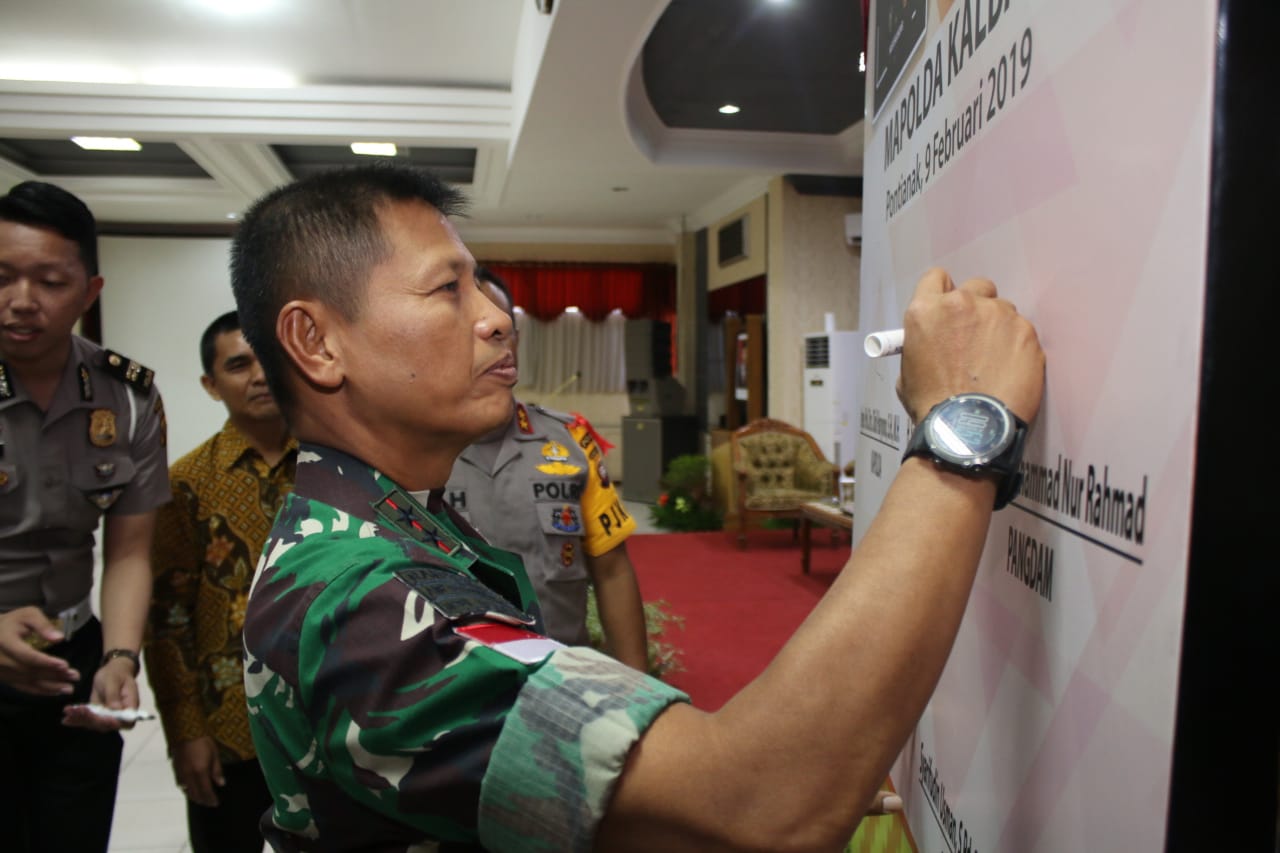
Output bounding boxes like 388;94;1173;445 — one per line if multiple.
71;136;142;151
351;142;398;157
719;104;741;115
225;212;240;220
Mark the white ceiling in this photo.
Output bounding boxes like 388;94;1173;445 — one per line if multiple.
0;0;864;244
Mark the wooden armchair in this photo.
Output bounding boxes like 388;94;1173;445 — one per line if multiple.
731;418;839;548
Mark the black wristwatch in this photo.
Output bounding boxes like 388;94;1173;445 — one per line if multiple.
903;393;1028;510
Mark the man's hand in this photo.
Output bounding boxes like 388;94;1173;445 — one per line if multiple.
171;735;225;807
897;268;1045;424
62;655;140;731
0;607;80;695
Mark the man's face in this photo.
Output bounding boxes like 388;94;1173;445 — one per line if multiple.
0;221;102;368
331;200;517;447
201;329;281;423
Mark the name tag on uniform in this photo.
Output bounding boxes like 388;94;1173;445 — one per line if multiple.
455;622;563;664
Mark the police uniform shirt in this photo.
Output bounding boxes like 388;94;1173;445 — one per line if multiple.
0;335;170;614
444;403;636;646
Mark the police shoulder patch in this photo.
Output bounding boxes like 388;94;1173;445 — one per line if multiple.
101;349;155;394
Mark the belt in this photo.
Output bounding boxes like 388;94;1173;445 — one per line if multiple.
55;597;94;640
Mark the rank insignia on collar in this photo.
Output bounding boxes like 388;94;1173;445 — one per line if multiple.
0;470;9;487
373;488;475;566
87;487;123;510
94;461;116;480
78;363;93;401
0;363;12;400
102;350;155;393
89;409;117;447
515;403;533;435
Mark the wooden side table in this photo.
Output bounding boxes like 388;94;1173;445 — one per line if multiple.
799;500;853;574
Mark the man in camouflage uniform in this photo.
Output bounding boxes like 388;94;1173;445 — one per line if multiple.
445;269;648;669
232;163;1045;851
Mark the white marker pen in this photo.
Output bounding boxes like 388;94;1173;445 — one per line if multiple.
864;328;904;358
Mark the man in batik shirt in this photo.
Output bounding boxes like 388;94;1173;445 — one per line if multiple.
146;310;296;853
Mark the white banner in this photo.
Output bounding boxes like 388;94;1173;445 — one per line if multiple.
853;1;1215;850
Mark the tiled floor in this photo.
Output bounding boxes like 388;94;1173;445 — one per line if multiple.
107;495;657;852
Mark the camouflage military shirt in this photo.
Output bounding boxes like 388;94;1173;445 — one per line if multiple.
243;443;687;852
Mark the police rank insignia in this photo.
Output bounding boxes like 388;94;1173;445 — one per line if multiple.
515;403;534;435
550;504;582;534
102;350;155;393
560;541;575;567
89;409;117;447
78;364;93;400
536;440;581;476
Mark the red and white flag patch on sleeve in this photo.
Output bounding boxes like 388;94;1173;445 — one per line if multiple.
455;622;565;664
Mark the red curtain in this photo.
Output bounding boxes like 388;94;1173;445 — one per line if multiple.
707;275;766;321
481;262;676;322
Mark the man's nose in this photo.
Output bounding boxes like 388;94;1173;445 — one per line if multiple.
6;280;39;311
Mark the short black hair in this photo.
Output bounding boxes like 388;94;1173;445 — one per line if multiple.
200;310;241;376
229;163;467;412
0;181;100;276
476;266;515;320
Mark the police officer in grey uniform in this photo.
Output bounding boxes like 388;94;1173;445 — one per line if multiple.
445;269;648;669
0;181;170;853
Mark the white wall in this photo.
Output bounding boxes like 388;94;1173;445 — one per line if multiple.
98;236;236;462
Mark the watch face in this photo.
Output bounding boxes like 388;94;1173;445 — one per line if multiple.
926;394;1014;467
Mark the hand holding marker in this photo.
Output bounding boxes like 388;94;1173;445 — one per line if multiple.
864;328;904;358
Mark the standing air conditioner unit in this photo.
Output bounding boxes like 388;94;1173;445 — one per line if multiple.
803;330;860;473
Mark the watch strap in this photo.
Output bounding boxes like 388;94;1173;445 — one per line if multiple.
101;648;141;675
902;396;1029;510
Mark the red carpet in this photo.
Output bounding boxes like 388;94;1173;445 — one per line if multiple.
628;528;848;710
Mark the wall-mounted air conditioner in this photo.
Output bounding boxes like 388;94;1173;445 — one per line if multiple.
844;213;862;247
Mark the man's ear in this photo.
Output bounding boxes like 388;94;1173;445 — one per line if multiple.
83;275;104;313
199;373;221;402
277;300;344;391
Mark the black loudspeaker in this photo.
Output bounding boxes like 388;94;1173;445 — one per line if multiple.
625;319;672;380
